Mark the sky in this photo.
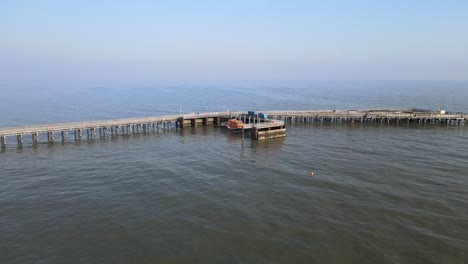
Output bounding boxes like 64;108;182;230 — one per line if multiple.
1;0;468;81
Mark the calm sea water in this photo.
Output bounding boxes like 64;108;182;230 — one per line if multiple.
1;81;468;263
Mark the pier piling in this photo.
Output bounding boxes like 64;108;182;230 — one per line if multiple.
32;132;39;144
17;134;23;144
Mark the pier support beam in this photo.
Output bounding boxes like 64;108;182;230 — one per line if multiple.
32;133;39;144
251;127;258;140
61;131;67;141
1;135;6;146
48;131;55;142
17;134;23;145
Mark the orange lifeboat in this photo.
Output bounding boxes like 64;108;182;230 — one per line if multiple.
226;119;244;129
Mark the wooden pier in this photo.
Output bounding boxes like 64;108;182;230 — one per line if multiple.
0;109;466;147
0;112;237;146
264;109;467;125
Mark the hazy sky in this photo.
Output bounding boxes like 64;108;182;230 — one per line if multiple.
1;0;467;80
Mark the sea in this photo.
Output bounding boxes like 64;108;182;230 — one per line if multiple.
1;80;467;263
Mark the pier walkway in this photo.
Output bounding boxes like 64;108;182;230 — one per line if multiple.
1;109;466;146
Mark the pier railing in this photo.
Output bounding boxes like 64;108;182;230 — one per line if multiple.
263;110;465;119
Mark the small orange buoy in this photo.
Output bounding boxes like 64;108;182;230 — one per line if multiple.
310;172;315;176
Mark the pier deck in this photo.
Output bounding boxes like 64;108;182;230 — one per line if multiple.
1;109;466;146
